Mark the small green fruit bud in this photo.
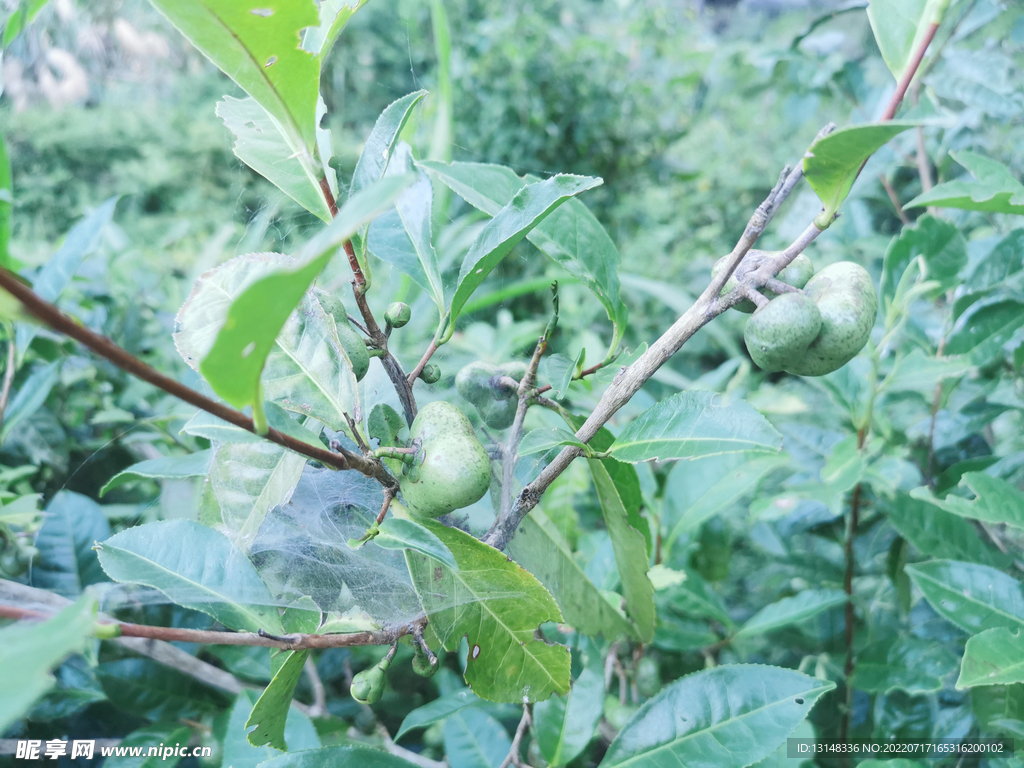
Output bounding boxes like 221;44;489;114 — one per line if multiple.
350;662;387;704
385;302;412;328
412;645;439;678
635;656;661;698
420;363;441;384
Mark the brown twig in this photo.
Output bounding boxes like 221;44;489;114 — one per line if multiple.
879;174;910;224
840;476;863;744
305;657;328;718
498;703;534;768
0;330;16;435
0;268;397;490
499;334;549;521
0;601;424;650
880;23;940;121
407;340;438;387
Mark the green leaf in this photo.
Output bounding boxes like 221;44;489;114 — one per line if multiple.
351;91;428;196
735;589;847;639
96;519;284;634
867;0;951;81
967;229;1024;290
258;746;421;768
16;197;118;356
395;689;480;741
507;506;637;640
442;707;511;768
906;151;1024;215
608;391;783;463
32;491;110;597
589;458;655;642
217;96;332;222
663;569;733;627
803;122;919;225
403;514;570;702
421;160;625;356
906;560;1024;634
209;440;307;550
517;428;588;457
0;134;11;268
542;353;577;399
663;453;786;553
374;516;457;570
97;657;229;724
367;143;446;313
944;295;1024;364
2;0;50;48
880;215;968;302
912;473;1024;531
852;639;958;695
880;349;971;396
599;665;834;767
446;174;602;336
959;628;1024;689
0;593;97;734
102;722;193;768
0;360;59;441
883;493;1011;569
101;450;213;497
534;660;605;766
149;0;319;151
302;0;370;59
246;650;309;749
181;401;323;447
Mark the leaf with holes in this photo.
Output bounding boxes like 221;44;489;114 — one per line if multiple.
302;0;370;59
608;391;783;463
912;473;1024;531
599;665;833;767
402;513;570;703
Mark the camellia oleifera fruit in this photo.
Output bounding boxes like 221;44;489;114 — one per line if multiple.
351;656;390;704
313;289;370;381
713;251;815;313
744;292;822;373
455;361;527;429
399;401;491;518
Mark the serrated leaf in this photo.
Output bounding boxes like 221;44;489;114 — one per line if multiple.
907;560;1024;634
944;295;1024;364
374;516;457;570
735;589;847;639
883;493;1011;569
599;665;834;767
96;519;284;634
97;658;229;723
442;707;511;768
589;458;655;642
912;473;1024;531
663;569;733;627
31;491;110;597
958;628;1024;689
351;91;427;196
403;514;570;702
880;215;968;302
0;594;98;734
101;450;213;497
534;660;605;766
867;0;951;81
852;639;958;695
447;174;602;335
608;391;783;463
0;360;59;441
906;151;1024;215
302;0;370;59
803;122;919;223
210;440;306;551
542;353;577;399
217;96;332;222
881;349;971;395
967;229;1024;290
245;650;309;750
508;506;636;640
421;160;625;356
517;428;587;457
395;690;480;741
150;0;320;151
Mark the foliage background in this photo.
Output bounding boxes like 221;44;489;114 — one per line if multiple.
1;0;1023;765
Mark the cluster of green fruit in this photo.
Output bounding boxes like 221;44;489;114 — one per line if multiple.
350;642;439;706
715;255;878;377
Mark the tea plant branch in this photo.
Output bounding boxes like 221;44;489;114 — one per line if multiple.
0;599;426;650
501;332;549;520
879;174;910;224
483;161;812;550
407;339;439;386
498;703;534;768
535;359;610;395
0;268;397;491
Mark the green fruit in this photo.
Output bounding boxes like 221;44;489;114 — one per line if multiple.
400;401;491;517
385;302;411;328
603;695;638;731
412;645;439;678
455;361;527;429
713;252;815;313
783;261;878;376
456;361;499;407
744;292;822;373
635;657;661;698
420;363;441;384
313;289;370;381
493;361;527;400
351;660;388;704
480;398;518;430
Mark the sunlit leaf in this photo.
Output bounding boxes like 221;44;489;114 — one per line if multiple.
907;560;1024;634
958;628;1024;689
906;151;1024;215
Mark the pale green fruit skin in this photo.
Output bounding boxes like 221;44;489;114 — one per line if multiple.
400;401;491;518
493;361;527;400
713;252;815;314
351;663;386;704
455;361;498;407
744;293;822;373
481;398;517;429
784;261;878;376
385;302;411;328
313;290;370;381
455;360;527;427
